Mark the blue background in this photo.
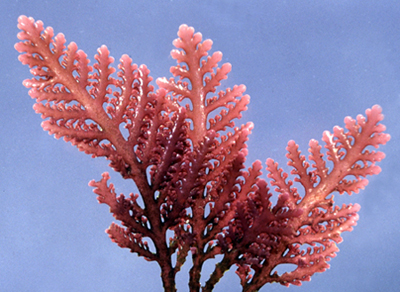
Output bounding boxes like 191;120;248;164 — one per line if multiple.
1;1;399;291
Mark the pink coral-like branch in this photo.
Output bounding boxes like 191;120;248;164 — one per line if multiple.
237;105;389;291
157;24;250;145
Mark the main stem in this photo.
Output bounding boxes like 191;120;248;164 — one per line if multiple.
158;254;178;291
188;254;203;292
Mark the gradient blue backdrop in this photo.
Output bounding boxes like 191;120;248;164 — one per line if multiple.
1;1;399;291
